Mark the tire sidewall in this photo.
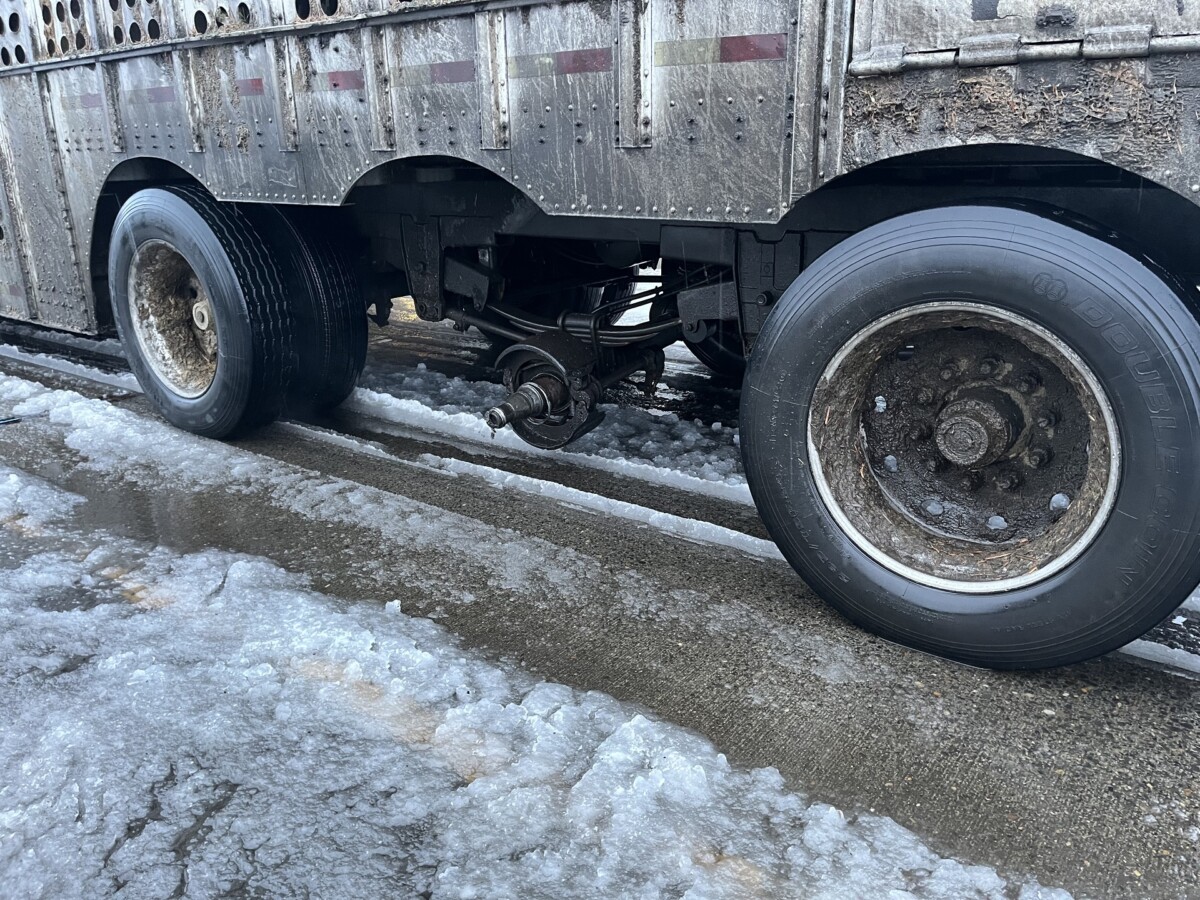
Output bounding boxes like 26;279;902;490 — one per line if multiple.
109;189;255;436
743;207;1200;666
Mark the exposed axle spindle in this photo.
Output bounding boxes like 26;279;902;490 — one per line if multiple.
484;375;568;429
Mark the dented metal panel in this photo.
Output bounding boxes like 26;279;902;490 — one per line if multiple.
505;0;615;211
0;132;32;321
44;63;116;290
185;38;307;200
388;15;498;169
640;0;794;219
0;71;90;330
117;52;193;165
289;28;376;202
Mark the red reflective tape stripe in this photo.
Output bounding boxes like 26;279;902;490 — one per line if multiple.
555;47;612;75
80;92;103;108
327;69;364;91
236;77;265;96
430;59;474;84
146;86;176;103
718;33;787;63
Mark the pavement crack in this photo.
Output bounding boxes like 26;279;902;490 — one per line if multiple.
48;653;94;677
102;763;178;881
169;780;241;899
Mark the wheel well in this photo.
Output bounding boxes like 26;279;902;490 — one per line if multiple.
89;158;206;332
342;155;656;314
793;143;1200;283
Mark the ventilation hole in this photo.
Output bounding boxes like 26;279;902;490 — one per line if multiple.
319;0;337;14
112;23;122;42
0;225;6;241
216;5;228;24
9;12;19;30
47;36;56;54
75;29;84;49
14;44;25;63
55;1;64;21
59;34;68;52
192;10;206;32
40;4;50;25
295;0;309;19
125;0;135;7
128;20;140;41
70;0;80;16
0;17;4;34
1;47;10;66
108;0;118;9
236;2;249;22
147;17;159;38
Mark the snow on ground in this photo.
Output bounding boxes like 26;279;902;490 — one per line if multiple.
351;361;751;504
0;343;140;393
413;451;784;562
0;374;863;688
0;460;1069;899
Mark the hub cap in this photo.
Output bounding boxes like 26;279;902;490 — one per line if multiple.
807;303;1120;593
127;240;218;399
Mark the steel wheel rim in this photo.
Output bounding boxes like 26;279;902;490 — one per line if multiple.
806;302;1120;594
127;239;218;399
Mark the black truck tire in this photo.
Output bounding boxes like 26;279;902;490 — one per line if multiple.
109;185;293;438
247;205;368;413
741;205;1200;669
685;322;746;378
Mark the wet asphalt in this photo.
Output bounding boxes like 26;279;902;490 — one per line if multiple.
0;323;1198;899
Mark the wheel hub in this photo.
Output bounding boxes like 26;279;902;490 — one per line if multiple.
934;390;1023;468
192;298;213;331
807;303;1119;593
126;240;219;399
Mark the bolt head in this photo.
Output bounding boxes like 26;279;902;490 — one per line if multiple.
995;471;1023;491
907;421;932;441
978;357;1001;376
1016;373;1042;394
1036;410;1059;429
939;365;957;382
1028;447;1054;469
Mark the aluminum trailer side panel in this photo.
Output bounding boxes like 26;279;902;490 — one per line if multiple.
3;0;1200;333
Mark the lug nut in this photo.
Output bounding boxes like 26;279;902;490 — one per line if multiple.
995;471;1023;491
1036;410;1059;429
1028;446;1054;469
978;357;1002;377
908;421;932;441
1016;373;1042;394
939;363;958;382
